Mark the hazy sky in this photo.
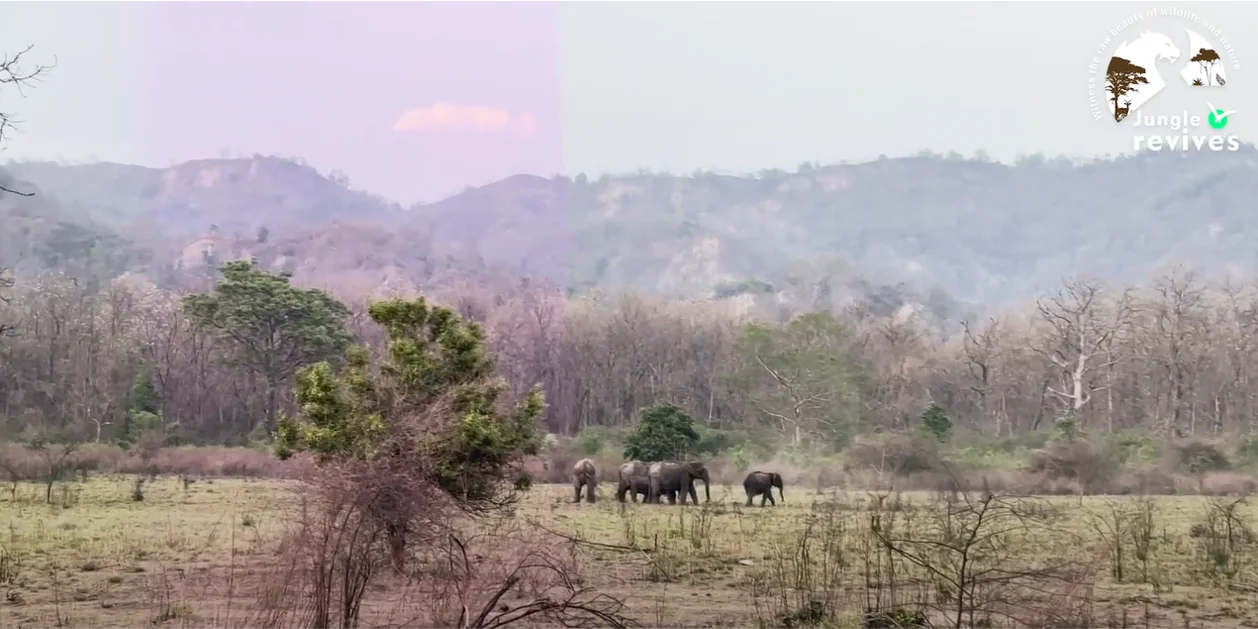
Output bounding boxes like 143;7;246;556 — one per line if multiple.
2;1;1256;203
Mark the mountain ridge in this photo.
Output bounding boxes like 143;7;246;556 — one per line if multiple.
4;148;1258;322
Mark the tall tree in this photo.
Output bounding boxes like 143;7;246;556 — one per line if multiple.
182;260;352;433
727;311;862;447
0;45;53;196
274;296;544;504
622;402;701;461
1033;279;1134;427
0;267;15;338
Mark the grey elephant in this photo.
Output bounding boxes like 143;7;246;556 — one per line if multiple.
572;458;597;503
647;461;711;505
618;476;651;503
743;470;784;506
616;460;650;503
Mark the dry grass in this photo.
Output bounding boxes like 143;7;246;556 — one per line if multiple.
3;477;1258;628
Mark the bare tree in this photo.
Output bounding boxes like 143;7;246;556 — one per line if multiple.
959;318;1003;434
1139;269;1211;436
0;267;16;338
1033;279;1135;427
0;45;54;196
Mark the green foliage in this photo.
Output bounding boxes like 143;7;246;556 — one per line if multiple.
622;402;700;462
23;428;79;451
917;402;952;442
274;296;544;505
1178;442;1231;475
575;425;622;456
730;444;753;475
727;312;862;446
1053;415;1082;443
693;425;738;455
182;260;352;428
1106;431;1161;467
118;367;173;450
1238;436;1258;468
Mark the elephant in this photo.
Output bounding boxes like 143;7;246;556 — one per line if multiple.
647;461;711;505
743;470;784;507
616;460;651;503
617;476;651;503
572;458;597;503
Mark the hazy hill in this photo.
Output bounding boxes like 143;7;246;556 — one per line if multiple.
5;148;1258;317
4;157;403;237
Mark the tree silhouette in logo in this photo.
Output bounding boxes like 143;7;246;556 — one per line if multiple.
1106;56;1149;122
1190;48;1221;86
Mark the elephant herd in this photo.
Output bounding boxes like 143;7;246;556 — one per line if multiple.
570;458;786;507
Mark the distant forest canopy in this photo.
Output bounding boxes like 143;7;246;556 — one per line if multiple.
4;142;1258;450
4;257;1258;459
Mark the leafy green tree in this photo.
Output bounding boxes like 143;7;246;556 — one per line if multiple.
182;260;352;433
622;402;700;462
726;312;862;448
274;296;544;505
917;402;952;442
1053;414;1082;443
118;366;172;449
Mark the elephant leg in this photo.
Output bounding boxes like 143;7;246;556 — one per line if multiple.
745;491;753;507
687;483;698;505
667;490;677;504
761;493;768;507
767;493;775;506
573;482;583;503
586;478;596;503
616;482;627;503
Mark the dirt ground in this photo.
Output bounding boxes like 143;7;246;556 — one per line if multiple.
2;477;1258;628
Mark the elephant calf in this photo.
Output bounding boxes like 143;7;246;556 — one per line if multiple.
572;458;597;503
743;470;784;507
616;460;650;503
617;476;650;503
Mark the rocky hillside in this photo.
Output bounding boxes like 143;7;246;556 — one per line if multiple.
4;148;1258;316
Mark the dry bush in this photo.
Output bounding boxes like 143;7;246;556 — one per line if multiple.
1199;471;1258;496
0;442;300;482
748;486;1101;629
1025;439;1115;492
539;448;578;484
248;453;633;629
420;522;631;628
848;433;941;477
1174;440;1232;474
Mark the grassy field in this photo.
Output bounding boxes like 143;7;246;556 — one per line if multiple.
2;476;1258;628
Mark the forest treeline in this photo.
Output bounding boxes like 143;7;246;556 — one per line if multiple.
2;262;1258;454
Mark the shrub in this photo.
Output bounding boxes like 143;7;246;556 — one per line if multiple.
693;425;739;455
1236;435;1258;468
1107;431;1161;466
1176;441;1231;474
576;426;609;456
1026;438;1115;491
917;402;952;442
622;402;700;461
848;433;940;476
